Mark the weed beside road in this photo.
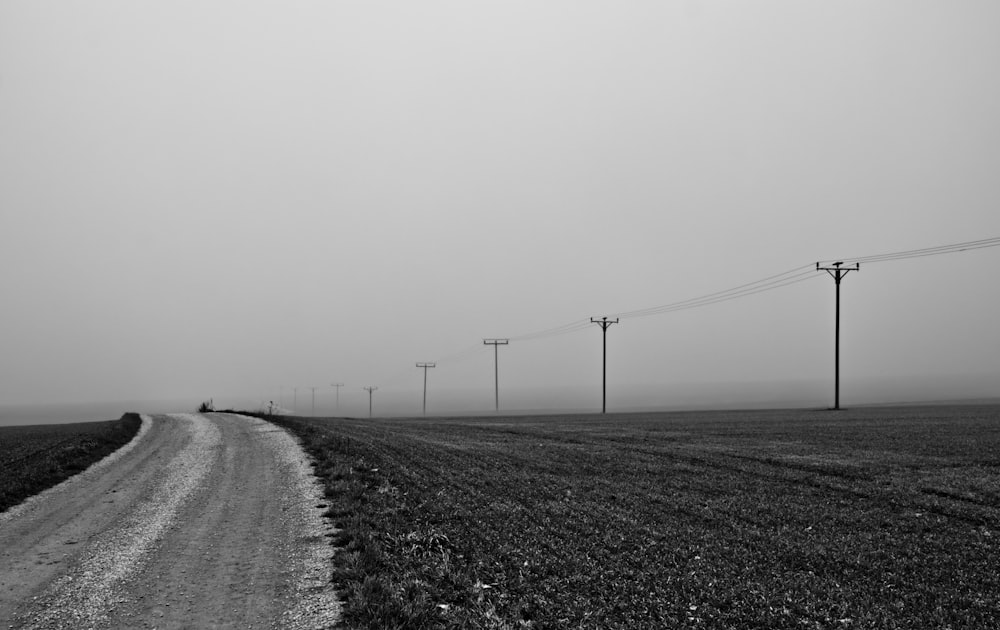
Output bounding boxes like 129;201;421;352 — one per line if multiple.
0;413;142;513
272;405;1000;629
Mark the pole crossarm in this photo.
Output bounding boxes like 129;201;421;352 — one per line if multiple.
816;261;860;410
590;317;619;414
483;339;509;412
590;317;620;331
817;260;860;280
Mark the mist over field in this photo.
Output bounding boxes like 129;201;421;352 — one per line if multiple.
2;2;999;421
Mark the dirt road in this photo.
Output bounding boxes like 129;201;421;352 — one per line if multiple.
0;413;340;629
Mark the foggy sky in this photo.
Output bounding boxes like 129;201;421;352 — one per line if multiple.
2;1;999;420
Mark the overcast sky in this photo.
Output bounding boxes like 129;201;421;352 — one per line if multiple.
2;1;999;420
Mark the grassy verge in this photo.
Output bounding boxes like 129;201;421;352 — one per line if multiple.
268;405;1000;629
0;413;142;513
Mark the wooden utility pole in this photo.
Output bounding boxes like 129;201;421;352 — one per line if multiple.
483;339;509;412
331;383;344;412
416;363;436;415
363;386;378;418
591;317;619;414
816;261;859;410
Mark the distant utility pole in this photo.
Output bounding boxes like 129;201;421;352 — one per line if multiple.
331;383;344;412
483;339;509;412
293;387;298;414
363;386;378;418
817;261;860;410
591;317;619;414
309;387;317;416
416;363;436;415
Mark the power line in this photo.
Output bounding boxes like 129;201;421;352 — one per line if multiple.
835;236;1000;265
502;236;1000;346
615;269;820;320
509;319;594;342
503;266;819;345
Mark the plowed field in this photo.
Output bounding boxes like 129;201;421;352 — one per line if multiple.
275;404;1000;629
0;414;141;513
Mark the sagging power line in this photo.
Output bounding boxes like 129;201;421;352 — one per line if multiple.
842;236;1000;265
502;236;1000;347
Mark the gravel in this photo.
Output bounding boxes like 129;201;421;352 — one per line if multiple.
0;414;152;529
22;414;220;628
4;412;342;629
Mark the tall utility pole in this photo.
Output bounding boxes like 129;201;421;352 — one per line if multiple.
591;317;619;414
416;363;436;415
363;386;378;418
331;383;344;413
309;387;317;416
483;339;509;412
817;261;860;410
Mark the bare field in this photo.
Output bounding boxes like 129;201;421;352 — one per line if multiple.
0;413;141;513
272;404;1000;629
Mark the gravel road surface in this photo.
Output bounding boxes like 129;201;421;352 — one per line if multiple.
0;413;340;629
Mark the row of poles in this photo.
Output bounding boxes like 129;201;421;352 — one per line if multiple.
474;262;857;415
282;263;857;418
283;383;345;415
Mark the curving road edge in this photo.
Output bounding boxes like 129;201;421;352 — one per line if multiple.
0;412;341;629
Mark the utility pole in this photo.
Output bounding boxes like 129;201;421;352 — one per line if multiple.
293;387;298;414
817;261;859;410
331;383;343;413
483;339;509;412
591;317;619;414
363;386;378;418
416;363;436;415
310;387;317;416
